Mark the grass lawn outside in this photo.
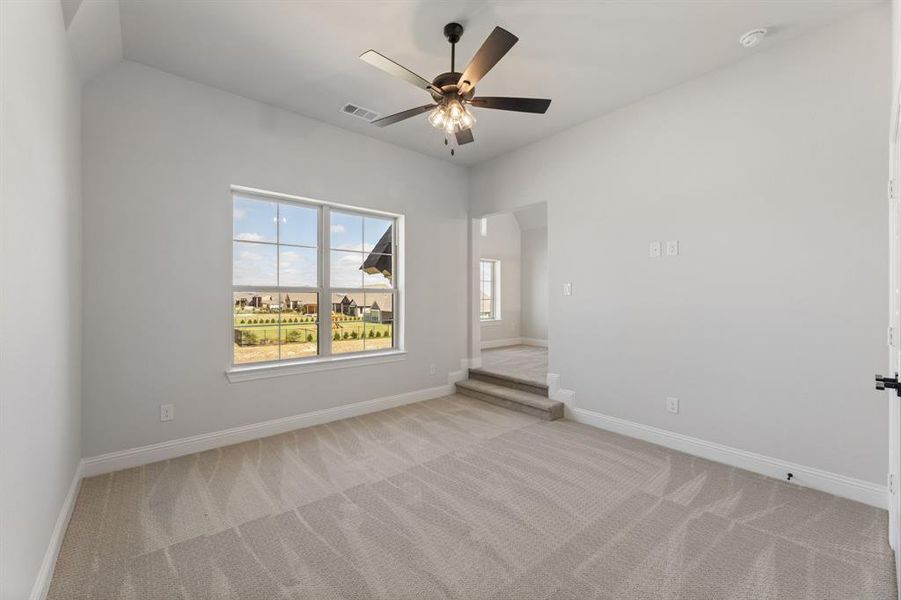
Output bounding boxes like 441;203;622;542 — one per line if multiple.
233;313;393;364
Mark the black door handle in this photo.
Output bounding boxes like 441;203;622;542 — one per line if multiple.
875;373;901;396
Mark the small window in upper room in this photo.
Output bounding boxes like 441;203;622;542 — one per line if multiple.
480;259;500;321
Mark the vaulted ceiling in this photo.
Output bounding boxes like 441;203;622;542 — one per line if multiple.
113;0;878;165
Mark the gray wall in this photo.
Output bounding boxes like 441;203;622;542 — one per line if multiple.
81;62;469;457
0;2;83;597
470;6;890;483
520;226;548;342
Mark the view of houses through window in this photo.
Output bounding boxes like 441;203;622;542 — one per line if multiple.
480;259;499;320
232;192;396;365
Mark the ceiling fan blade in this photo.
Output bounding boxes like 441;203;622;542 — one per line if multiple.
456;128;474;145
457;27;518;94
370;104;436;127
470;97;551;114
360;50;442;95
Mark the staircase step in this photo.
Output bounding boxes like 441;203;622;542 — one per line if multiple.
455;379;563;421
468;369;549;397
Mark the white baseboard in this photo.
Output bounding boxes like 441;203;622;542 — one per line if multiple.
553;389;576;407
570;407;887;509
480;337;523;349
447;369;466;384
83;384;455;477
30;461;83;600
479;337;546;350
462;357;482;370
546;373;560;395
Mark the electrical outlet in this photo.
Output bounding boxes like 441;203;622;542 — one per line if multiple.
649;241;661;257
160;404;174;422
666;397;679;414
665;240;679;256
429;363;437;376
562;283;572;296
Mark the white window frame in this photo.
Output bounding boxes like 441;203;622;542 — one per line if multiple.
228;185;405;381
479;258;501;322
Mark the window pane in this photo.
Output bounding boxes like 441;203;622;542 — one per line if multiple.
330;250;364;288
481;281;492;299
233;292;280;364
364;217;392;253
363;253;392;288
330;211;362;250
279;203;318;247
480;299;492;319
279;247;317;287
234;242;277;286
280;293;318;360
234;196;277;243
331;292;365;354
364;293;393;351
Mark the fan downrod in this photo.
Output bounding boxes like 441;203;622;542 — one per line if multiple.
444;22;463;72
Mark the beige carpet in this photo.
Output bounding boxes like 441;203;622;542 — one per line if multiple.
480;345;548;386
49;395;895;599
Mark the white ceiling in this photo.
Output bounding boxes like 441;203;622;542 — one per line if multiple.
118;0;879;166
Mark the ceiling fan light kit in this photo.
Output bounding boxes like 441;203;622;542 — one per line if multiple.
359;22;551;156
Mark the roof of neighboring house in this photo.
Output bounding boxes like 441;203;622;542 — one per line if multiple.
235;293;276;303
361;226;392;279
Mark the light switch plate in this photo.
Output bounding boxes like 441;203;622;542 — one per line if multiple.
666;240;679;256
649;242;661;257
562;283;572;296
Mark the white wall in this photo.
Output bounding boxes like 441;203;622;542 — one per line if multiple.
479;213;521;344
520;226;548;342
81;61;469;457
0;2;83;598
471;6;890;484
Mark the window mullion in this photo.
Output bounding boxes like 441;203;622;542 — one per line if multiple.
321;205;332;357
277;203;282;360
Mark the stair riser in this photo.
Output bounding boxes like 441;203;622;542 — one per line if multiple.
468;371;548;397
456;385;563;421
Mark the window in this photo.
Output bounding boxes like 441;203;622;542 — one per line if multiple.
480;259;500;321
232;189;399;367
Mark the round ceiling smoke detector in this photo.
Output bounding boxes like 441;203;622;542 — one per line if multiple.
739;28;767;48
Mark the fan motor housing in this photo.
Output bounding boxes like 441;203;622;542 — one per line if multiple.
430;71;473;101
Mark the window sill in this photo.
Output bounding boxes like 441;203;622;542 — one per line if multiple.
480;318;502;324
226;350;407;383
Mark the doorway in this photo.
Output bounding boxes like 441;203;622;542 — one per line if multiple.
469;203;548;387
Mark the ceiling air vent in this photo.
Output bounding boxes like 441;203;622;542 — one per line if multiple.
340;103;380;122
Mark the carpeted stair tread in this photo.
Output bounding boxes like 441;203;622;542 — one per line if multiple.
467;369;548;396
455;378;563;420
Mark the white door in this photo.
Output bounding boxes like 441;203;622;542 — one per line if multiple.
889;93;901;593
888;9;900;593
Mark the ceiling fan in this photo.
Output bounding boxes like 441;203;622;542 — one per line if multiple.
360;22;552;156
